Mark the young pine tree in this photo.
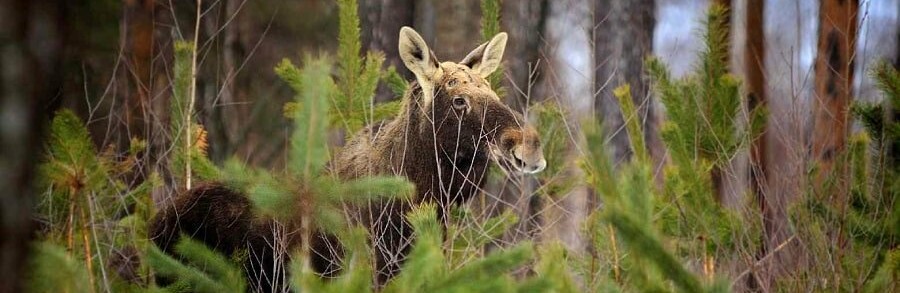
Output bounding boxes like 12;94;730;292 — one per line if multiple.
795;61;899;291
578;5;759;292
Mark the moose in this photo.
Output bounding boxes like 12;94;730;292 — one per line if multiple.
150;27;546;291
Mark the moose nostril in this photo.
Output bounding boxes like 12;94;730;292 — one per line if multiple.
512;156;525;168
517;157;545;174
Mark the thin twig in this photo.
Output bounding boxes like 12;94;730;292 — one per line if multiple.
732;235;797;287
186;0;202;189
86;190;111;293
66;187;76;253
79;202;97;293
608;224;621;283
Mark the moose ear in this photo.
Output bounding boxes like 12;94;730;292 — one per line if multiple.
399;27;441;105
460;32;508;78
399;27;440;84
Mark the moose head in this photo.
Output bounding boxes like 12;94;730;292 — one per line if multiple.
397;26;546;176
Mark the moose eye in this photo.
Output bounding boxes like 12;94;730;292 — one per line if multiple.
452;96;468;110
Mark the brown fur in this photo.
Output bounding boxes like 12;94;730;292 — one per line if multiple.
149;184;287;291
149;27;545;290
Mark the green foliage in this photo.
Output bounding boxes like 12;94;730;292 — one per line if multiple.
604;211;703;293
31;40;227;293
35;109;164;293
852;103;885;140
384;204;447;292
328;0;402;134
582;118;731;292
794;60;899;290
613;85;648;164
171;41;193;134
447;208;519;267
170;41;218;183
41;109;107;193
863;248;899;293
324;176;416;203
38;109;114;231
383;65;410;97
292;227;374;293
31;1;545;292
285;57;334;179
27;243;93;293
232;52;415;292
862;61;900;170
870;61;900;109
577;6;756;291
647;4;761;167
531;101;578;198
146;237;246;293
384;204;541;293
643;5;749;258
533;243;578;293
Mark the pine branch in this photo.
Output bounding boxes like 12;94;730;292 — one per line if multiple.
863;249;899;293
869;61;900;109
605;211;705;293
385;204;446;292
383;66;409;98
288;56;334;179
614;84;649;164
27;243;93;293
146;241;243;293
534;243;578;293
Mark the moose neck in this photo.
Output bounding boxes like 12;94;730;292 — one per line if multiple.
385;84;491;206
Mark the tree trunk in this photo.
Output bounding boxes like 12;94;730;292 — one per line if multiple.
122;0;157;151
805;0;859;285
122;0;178;202
414;0;482;62
744;0;769;289
593;0;663;183
360;0;415;103
501;0;546;112
205;0;249;163
809;0;858;212
0;1;65;292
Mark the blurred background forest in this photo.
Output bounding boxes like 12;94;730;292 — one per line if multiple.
1;0;898;292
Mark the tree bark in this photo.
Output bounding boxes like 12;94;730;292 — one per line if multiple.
800;0;859;287
122;0;157;151
593;0;663;182
414;0;483;62
743;0;769;289
809;0;858;210
206;0;249;163
0;1;65;292
501;0;546;111
360;0;415;103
